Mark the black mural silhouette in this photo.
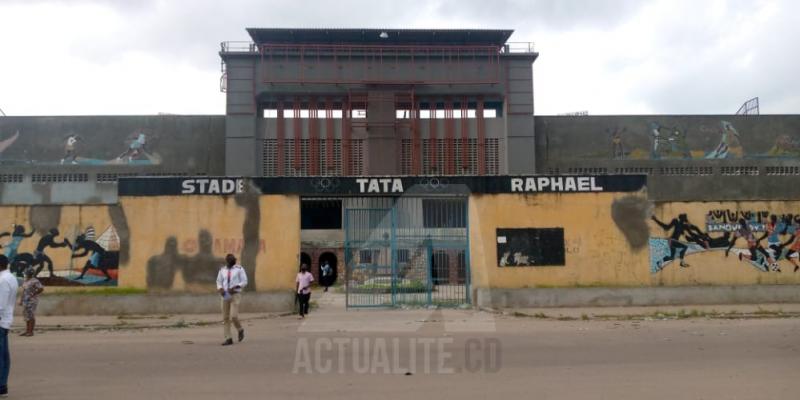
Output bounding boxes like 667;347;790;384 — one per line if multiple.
72;233;117;281
0;225;35;275
652;214;697;268
11;228;72;278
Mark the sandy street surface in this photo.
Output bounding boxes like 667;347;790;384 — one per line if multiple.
7;295;800;399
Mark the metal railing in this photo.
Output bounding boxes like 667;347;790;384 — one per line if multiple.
220;41;535;54
501;42;535;54
220;41;259;53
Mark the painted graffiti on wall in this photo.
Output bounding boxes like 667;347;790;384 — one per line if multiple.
0;129;161;166
603;119;799;160
650;211;800;274
0;115;227;173
0;131;20;156
0;223;120;286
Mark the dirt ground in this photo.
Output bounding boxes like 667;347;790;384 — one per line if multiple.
8;294;800;399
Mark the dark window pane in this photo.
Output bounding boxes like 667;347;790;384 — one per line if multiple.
301;199;342;230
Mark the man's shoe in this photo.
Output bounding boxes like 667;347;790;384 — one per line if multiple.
0;385;8;397
238;329;245;342
221;339;233;346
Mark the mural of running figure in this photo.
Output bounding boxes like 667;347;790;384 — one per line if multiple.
0;225;35;266
32;229;72;277
8;228;72;278
72;233;113;281
650;210;800;274
784;226;800;272
726;218;776;271
651;214;717;269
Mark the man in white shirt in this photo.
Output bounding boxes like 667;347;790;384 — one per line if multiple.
0;255;19;397
216;254;247;346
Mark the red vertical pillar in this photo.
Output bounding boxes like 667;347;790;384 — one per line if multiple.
325;98;334;174
293;99;301;171
276;98;285;176
428;101;438;174
477;97;486;175
411;91;421;175
460;97;469;173
342;98;351;175
445;98;455;175
309;98;319;175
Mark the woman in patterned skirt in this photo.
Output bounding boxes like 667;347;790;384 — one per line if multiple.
19;267;43;337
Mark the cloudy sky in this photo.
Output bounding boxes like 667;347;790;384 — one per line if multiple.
0;0;797;116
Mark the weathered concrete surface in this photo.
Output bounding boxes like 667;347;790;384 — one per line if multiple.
35;292;294;315
8;298;800;399
476;285;800;308
0;115;225;173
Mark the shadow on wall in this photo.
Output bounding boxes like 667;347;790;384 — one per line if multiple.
611;195;652;250
234;189;260;289
146;230;224;291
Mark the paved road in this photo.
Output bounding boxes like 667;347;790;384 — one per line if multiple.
9;296;800;399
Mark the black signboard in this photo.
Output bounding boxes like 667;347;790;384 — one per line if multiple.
497;228;566;267
118;175;647;197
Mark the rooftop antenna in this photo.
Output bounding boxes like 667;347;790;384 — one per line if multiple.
0;107;5;116
735;97;759;115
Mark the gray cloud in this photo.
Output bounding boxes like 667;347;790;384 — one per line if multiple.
1;0;798;115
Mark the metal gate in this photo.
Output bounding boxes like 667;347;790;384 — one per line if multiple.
344;197;470;308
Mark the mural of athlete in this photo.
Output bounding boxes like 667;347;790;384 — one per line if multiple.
651;214;695;268
610;127;626;159
117;131;148;162
758;215;791;271
0;225;35;264
726;218;775;271
783;223;800;272
31;229;71;277
649;123;671;160
705;120;743;159
61;134;82;164
71;234;113;281
668;127;691;159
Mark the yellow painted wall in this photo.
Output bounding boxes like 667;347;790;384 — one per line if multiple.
0;195;301;293
469;194;800;288
6;194;798;292
469;193;650;289
650;201;800;286
119;195;300;292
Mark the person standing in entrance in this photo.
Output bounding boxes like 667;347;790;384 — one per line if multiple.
296;263;314;319
0;255;19;397
216;254;247;346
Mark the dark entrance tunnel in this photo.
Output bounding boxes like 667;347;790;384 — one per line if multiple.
318;251;338;288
